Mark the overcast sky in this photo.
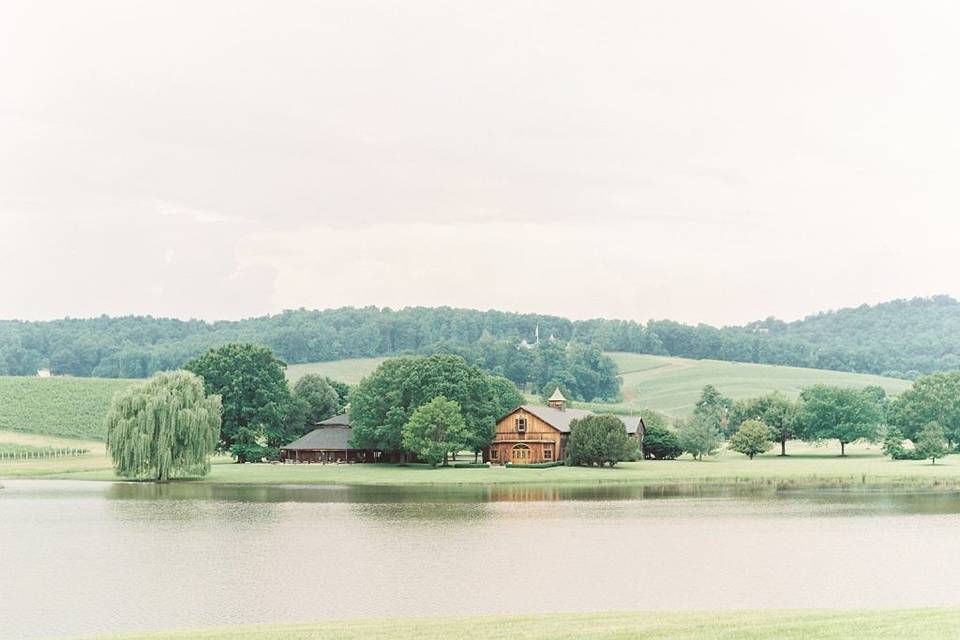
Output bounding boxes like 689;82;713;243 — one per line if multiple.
2;1;959;326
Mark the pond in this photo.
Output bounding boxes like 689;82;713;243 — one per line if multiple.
2;479;960;639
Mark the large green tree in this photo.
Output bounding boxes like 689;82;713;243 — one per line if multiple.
693;385;733;435
566;414;635;467
292;374;340;424
641;422;682;460
729;393;799;456
184;343;291;462
797;385;882;456
105;370;221;481
915;421;950;465
401;396;469;466
888;372;960;444
350;354;516;461
677;414;722;460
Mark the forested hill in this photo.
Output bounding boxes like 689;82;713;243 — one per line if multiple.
1;296;958;379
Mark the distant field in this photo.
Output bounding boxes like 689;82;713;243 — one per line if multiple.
290;353;911;417
286;358;388;385
596;352;912;416
0;354;912;443
0;376;136;440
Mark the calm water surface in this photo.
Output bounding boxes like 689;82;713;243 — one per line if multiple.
2;479;960;639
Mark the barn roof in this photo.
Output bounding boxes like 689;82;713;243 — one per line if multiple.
282;426;355;451
514;404;644;434
315;413;351;427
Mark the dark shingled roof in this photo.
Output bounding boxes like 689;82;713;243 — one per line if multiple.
516;405;644;435
281;426;355;451
315;413;351;427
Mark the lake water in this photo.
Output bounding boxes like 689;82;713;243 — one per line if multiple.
2;480;960;639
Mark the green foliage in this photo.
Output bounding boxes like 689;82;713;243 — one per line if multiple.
881;427;925;460
888;372;960;443
798;385;883;455
565;414;636;467
350;354;514;458
693;385;733;434
291;374;340;424
728;420;773;459
4;296;960;381
0;376;136;440
104;371;221;481
324;377;351;412
641;423;682;459
729;393;799;455
915;421;950;464
401;396;469;466
677;414;722;460
184;343;292;462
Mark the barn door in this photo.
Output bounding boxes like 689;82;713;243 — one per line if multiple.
511;444;531;463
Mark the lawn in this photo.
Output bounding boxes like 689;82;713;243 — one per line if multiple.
98;608;960;640
11;440;960;488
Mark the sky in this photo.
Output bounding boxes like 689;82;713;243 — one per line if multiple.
2;0;960;326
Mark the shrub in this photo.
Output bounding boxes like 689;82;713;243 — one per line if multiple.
728;420;773;459
566;415;635;467
642;424;682;460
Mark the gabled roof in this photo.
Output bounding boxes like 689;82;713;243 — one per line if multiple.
510;405;644;435
516;404;593;433
282;426;355;451
315;413;351;427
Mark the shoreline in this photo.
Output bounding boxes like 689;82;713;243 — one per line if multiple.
86;608;960;639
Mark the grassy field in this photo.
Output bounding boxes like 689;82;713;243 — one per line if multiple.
286;358;389;385
0;354;910;444
595;352;911;416
0;375;136;440
11;440;960;488
98;608;960;640
285;353;911;417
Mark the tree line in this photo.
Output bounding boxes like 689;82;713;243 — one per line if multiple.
4;296;960;381
641;372;960;464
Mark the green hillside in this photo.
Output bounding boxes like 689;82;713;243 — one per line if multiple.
286;357;389;385
284;353;911;417
597;352;911;416
0;354;912;442
0;376;136;440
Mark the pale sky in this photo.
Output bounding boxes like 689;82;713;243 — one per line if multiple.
2;0;959;326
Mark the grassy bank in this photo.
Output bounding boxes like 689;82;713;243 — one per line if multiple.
9;439;960;488
96;608;960;640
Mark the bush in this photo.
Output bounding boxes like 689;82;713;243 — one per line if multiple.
566;414;635;467
450;462;489;468
506;461;564;468
728;420;773;459
642;424;682;460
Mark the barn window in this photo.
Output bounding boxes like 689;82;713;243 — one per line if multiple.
544;448;553;460
516;416;527;432
490;448;499;460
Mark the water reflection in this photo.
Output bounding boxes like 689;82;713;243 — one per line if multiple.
3;479;960;640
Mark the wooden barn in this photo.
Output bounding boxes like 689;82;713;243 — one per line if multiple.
485;388;644;465
279;413;376;463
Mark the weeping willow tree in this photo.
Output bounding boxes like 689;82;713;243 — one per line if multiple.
105;370;222;481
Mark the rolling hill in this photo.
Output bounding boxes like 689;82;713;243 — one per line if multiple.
0;353;913;442
284;353;911;417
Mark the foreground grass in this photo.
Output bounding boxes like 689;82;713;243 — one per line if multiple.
97;609;960;640
10;440;960;488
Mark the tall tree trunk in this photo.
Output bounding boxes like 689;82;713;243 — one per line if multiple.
840;441;846;457
780;435;787;457
443;451;449;466
474;451;479;463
